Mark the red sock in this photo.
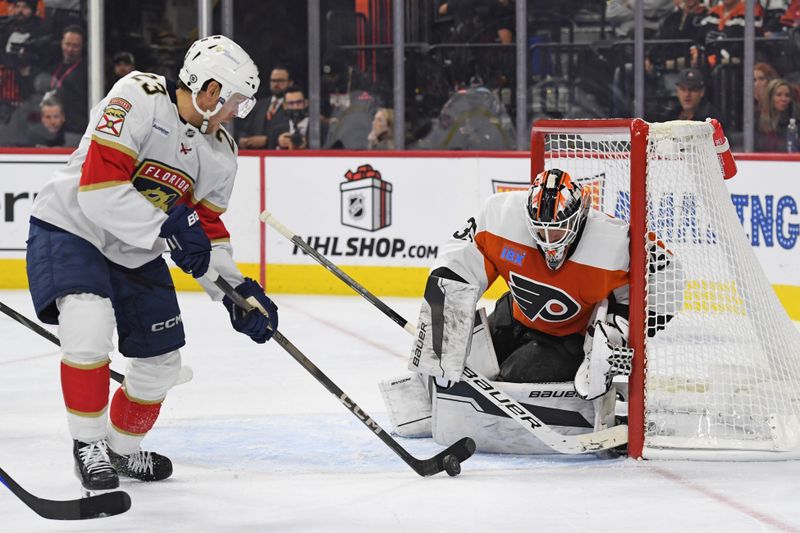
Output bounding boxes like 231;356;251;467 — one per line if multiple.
60;360;110;416
109;387;162;436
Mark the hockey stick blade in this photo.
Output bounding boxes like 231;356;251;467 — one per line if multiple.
259;212;629;455
207;271;475;477
0;467;131;520
0;300;193;387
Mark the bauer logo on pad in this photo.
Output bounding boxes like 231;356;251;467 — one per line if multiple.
340;164;392;232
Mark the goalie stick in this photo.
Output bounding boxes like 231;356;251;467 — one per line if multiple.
0;467;131;520
260;211;628;454
206;270;475;477
0;300;193;387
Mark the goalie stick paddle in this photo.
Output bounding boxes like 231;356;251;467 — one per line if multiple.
0;300;193;387
207;271;475;477
0;467;131;520
259;211;629;454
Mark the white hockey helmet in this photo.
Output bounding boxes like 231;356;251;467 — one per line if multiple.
526;168;589;270
178;35;260;132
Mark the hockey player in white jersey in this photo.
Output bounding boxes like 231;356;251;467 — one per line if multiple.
25;36;278;491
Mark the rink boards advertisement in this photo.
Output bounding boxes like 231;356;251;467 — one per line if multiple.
0;152;799;317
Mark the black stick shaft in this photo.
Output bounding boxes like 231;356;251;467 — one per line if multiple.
212;274;472;476
0;301;125;384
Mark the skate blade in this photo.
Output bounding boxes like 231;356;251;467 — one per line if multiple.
80;485;119;499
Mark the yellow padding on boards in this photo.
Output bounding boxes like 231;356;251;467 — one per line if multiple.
2;259;798;319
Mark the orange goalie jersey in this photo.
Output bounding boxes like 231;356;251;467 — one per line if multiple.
433;190;630;337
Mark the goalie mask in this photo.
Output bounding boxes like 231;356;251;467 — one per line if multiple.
526;169;589;270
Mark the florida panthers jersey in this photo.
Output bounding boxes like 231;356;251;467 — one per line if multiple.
434;191;630;337
31;71;238;270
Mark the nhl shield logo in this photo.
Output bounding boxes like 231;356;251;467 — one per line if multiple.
348;194;364;220
340;164;392;231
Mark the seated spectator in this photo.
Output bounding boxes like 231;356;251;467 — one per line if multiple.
754;62;780;113
756;78;799;152
26;93;65;146
276;85;308;150
661;68;714;121
0;0;47;122
107;51;134;90
237;65;292;149
367;107;395;150
606;0;674;38
698;0;763;68
324;85;380;149
652;0;709;70
780;0;800;28
47;24;87;139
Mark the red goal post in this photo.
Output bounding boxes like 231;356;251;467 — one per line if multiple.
531;118;800;460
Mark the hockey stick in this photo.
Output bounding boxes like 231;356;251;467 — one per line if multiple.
207;270;475;477
0;301;193;387
0;467;130;519
260;211;628;454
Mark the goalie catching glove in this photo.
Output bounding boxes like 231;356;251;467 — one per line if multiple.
409;275;480;381
222;278;278;343
574;300;634;400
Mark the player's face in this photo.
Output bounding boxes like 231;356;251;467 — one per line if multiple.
773;84;792;112
677;85;703;111
535;228;568;244
206;92;254;133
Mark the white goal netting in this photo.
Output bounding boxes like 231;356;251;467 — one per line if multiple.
539;120;800;459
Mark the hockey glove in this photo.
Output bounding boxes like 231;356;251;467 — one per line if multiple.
222;278;278;343
159;204;211;279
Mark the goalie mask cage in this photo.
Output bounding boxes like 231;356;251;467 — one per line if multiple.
531;118;800;460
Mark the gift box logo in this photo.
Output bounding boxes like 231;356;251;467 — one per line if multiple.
340;164;393;232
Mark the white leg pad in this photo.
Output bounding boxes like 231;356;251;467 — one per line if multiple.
378;373;432;438
465;308;501;379
56;293;115;365
123;349;182;402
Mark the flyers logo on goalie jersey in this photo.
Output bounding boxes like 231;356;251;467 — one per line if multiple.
508;272;581;323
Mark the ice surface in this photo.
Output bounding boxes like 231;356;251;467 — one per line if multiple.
1;290;800;532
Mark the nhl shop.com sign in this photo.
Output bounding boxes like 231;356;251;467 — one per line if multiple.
340;164;392;232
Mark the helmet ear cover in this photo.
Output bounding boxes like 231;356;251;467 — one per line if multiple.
525;169;589;270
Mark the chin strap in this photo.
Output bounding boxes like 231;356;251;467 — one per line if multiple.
190;91;222;134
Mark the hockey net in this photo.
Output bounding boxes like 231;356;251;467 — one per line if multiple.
531;119;800;459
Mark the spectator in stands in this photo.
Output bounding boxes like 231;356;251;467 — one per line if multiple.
47;25;86;140
276;85;308;150
0;0;46;123
437;0;514;44
606;0;674;38
652;0;709;70
237;65;292;149
367;107;395;150
756;78;799;152
780;0;800;28
754;62;780;113
25;93;64;146
698;0;763;68
662;68;714;121
108;51;135;90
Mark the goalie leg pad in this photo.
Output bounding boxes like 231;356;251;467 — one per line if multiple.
432;380;616;454
465;308;501;379
409;275;480;381
498;330;584;383
378;373;432;438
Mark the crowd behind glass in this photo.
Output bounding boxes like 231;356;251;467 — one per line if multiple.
0;0;796;152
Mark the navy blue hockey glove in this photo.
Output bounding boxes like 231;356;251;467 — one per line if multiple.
222;278;278;343
159;204;211;279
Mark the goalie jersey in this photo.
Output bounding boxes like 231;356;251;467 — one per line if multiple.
31;71;238;271
434;191;630;337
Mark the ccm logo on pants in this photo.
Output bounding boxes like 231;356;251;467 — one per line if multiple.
151;315;182;332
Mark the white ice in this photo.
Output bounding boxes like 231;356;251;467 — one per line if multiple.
2;289;800;532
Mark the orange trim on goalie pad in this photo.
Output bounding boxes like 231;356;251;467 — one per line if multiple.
109;387;163;436
60;360;110;415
